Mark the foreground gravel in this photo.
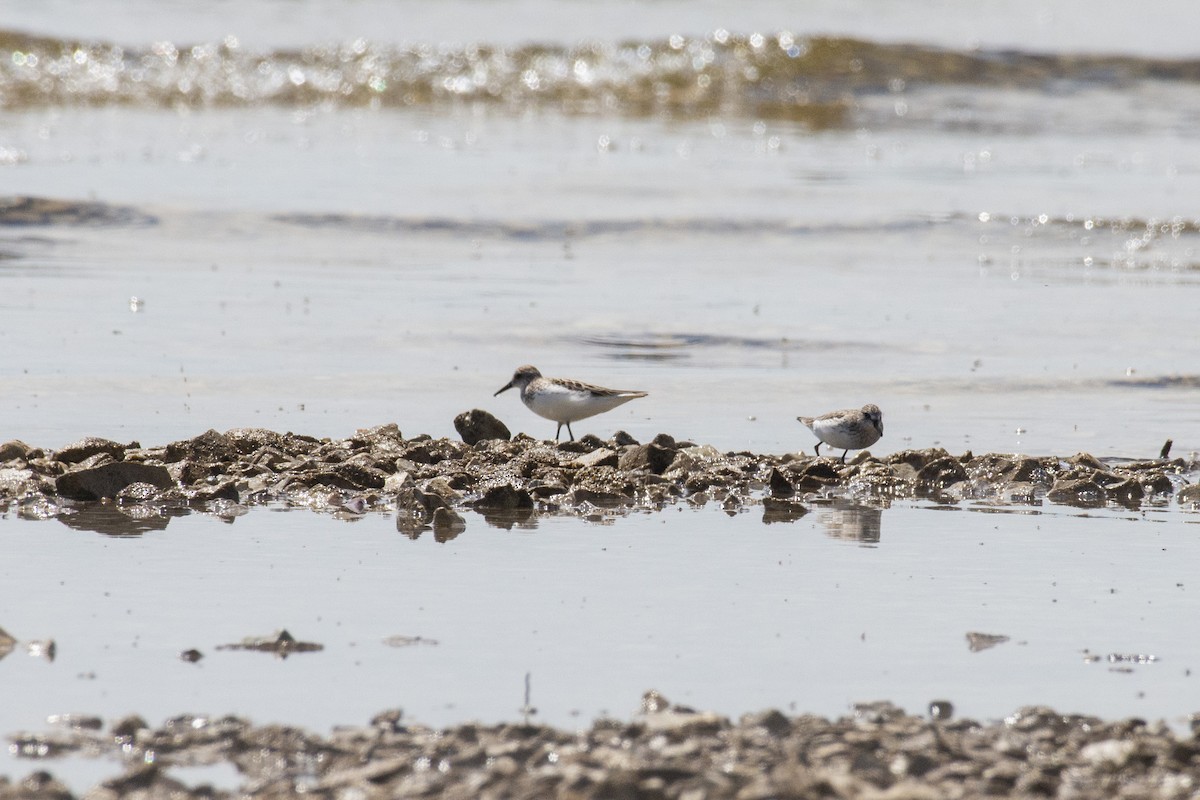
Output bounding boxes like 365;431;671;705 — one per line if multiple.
6;696;1200;799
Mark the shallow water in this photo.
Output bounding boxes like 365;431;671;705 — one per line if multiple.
2;500;1198;786
2;105;1198;456
3;0;1200;790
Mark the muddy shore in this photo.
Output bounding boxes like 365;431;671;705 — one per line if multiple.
1;413;1197;536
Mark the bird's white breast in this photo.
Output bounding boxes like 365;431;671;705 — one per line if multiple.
523;382;638;423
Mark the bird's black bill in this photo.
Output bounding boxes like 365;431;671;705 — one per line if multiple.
494;381;514;396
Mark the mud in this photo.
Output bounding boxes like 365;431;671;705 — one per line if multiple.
1;416;1198;535
7;695;1200;799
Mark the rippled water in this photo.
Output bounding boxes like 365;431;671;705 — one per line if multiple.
2;0;1200;790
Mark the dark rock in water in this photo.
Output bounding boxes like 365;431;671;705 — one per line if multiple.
619;443;676;475
1101;477;1145;507
7;770;72;800
111;715;149;738
306;462;388;491
349;422;405;451
0;626;16;660
793;459;841;491
56;462;173;501
402;438;468;465
432;507;467;539
172;459;217;486
115;481;163;504
54;437;129;465
966;632;1010;652
640;689;671;713
163;429;238;464
190;479;241;503
0;195;157;227
742;708;792;736
1008;456;1055;484
573;448;619;469
0;439;34;462
216;628;323;658
611;430;639;447
1135;471;1173;496
56;505;170;536
1068;452;1107;471
916;456;969;490
474;484;533;510
570;466;635;507
454;409;511;445
767;467;794;497
886;448;946;472
762;497;808;524
651;433;678;450
1178;484;1200;508
929;699;955;721
1047;477;1107;508
225;427;290;455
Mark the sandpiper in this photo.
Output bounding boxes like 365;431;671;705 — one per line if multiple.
495;365;647;442
797;404;883;463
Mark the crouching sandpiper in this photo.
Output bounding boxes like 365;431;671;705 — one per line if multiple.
495;365;647;442
798;404;883;463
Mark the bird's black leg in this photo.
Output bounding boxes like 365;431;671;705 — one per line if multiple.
555;422;563;441
840;450;848;464
813;443;822;457
566;422;575;442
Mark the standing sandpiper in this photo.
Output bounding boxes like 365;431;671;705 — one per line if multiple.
495;365;647;442
797;404;884;463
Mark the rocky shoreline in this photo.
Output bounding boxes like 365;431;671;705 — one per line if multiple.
6;695;1200;799
1;413;1198;535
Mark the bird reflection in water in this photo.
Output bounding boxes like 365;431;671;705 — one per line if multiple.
814;499;883;545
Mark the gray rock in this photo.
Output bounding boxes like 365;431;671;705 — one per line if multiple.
1178;484;1200;508
0;439;33;462
767;467;794;497
164;429;238;464
611;430;639;447
1047;477;1107;508
915;456;969;489
225;427;290;455
190;479;241;503
432;507;467;539
453;409;511;445
651;433;678;450
762;497;808;524
115;482;163;503
56;462;174;501
618;443;676;475
573;448;619;469
54;436;129;465
474;484;533;510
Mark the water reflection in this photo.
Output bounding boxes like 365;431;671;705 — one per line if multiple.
56;505;172;537
812;499;883;545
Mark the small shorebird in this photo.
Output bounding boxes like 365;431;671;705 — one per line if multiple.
495;365;647;442
797;404;884;463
